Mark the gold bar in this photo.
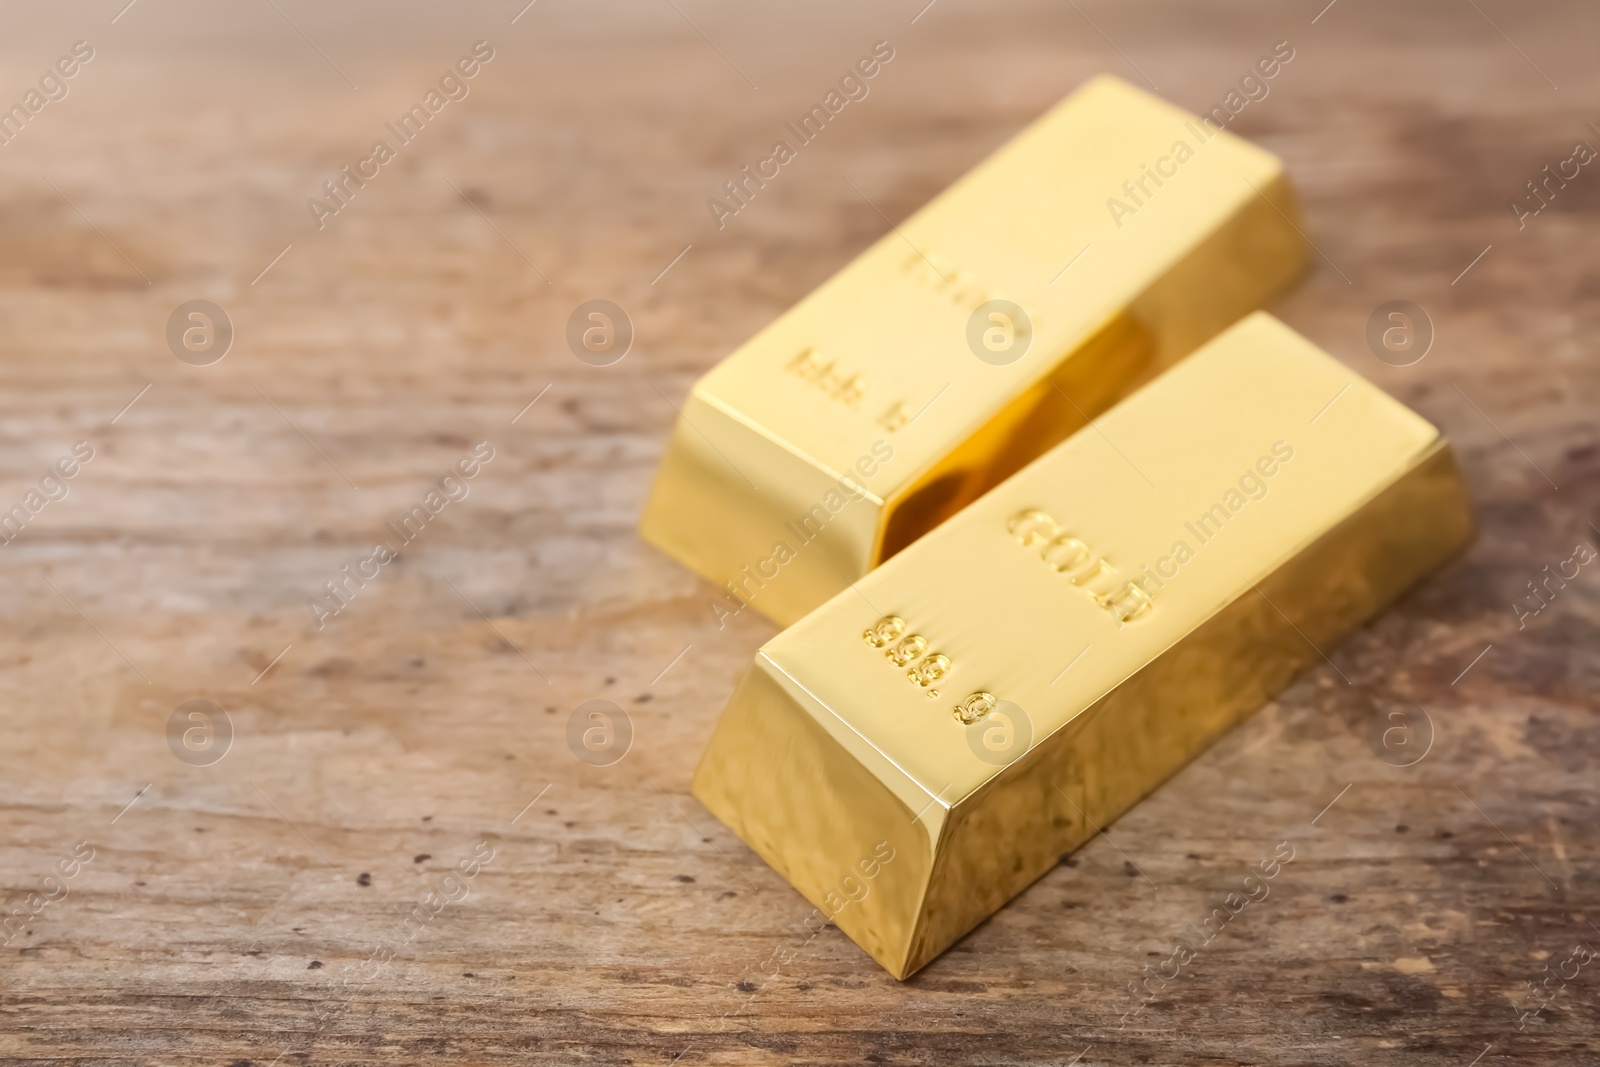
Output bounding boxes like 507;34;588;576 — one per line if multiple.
692;312;1474;979
642;75;1308;626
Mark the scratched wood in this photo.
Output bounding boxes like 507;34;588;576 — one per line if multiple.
1;0;1598;1063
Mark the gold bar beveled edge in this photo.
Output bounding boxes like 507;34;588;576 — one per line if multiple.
698;389;889;510
896;437;1475;977
690;652;943;978
638;389;887;627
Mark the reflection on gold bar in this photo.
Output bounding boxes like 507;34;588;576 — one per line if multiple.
692;313;1474;979
642;75;1307;626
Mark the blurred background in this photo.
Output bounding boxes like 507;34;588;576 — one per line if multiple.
2;1;1597;1064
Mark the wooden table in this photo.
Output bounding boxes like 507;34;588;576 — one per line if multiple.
3;1;1596;1063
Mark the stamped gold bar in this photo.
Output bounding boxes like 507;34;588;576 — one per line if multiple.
692;312;1474;979
642;75;1307;626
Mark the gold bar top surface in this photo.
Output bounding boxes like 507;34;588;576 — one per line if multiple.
692;312;1474;978
766;314;1435;796
644;75;1307;625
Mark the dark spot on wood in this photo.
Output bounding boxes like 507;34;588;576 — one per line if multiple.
1060;855;1079;867
422;815;433;822
1395;824;1409;833
736;980;757;992
1330;893;1348;903
1323;991;1374;1011
414;854;431;863
307;960;323;969
634;693;652;703
463;972;476;978
675;874;695;883
720;891;736;899
308;657;355;678
410;658;424;667
1062;901;1081;909
1186;852;1203;860
1439;829;1454;838
357;872;372;887
1123;861;1139;876
605;676;616;685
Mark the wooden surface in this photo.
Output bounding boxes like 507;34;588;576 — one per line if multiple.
3;1;1598;1063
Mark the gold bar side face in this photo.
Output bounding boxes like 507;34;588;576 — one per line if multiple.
643;75;1308;626
692;313;1474;978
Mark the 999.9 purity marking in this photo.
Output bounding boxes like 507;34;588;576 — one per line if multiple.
863;616;999;723
786;346;914;434
863;615;951;691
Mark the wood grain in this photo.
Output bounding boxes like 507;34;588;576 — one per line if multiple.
1;1;1597;1063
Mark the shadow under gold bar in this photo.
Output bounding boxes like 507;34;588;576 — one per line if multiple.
692;312;1474;979
642;75;1307;626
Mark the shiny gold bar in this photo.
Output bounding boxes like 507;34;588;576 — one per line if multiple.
642;75;1307;626
692;312;1474;978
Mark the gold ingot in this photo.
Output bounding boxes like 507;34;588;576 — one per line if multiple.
642;75;1307;626
692;313;1474;978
